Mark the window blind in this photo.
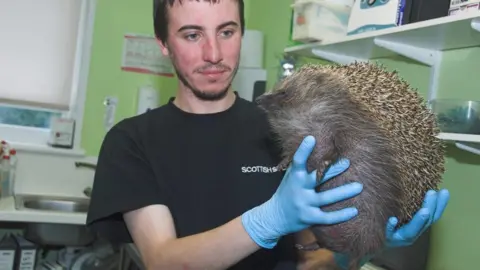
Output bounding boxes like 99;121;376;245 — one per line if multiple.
0;0;83;111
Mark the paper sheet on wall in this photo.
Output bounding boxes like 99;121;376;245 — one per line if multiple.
121;33;174;77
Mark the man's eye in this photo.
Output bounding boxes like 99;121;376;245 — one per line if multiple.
185;33;199;41
220;30;234;38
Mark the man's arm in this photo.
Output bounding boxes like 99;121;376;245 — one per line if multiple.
118;135;362;270
124;204;261;270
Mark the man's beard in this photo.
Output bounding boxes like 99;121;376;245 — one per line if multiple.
169;52;239;101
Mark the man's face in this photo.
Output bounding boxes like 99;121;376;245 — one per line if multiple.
159;0;242;101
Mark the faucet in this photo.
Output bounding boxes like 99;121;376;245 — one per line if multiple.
74;161;96;198
74;161;96;170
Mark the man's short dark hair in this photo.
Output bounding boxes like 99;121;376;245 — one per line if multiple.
153;0;245;44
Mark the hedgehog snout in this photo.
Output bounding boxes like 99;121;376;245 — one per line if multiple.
254;94;274;110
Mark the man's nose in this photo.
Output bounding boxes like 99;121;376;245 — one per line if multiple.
202;37;223;63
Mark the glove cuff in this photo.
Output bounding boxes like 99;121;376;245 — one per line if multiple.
241;200;280;249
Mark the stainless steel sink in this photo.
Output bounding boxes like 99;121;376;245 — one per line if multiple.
14;194;90;213
14;194;96;246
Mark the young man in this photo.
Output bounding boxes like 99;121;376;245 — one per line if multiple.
86;1;450;269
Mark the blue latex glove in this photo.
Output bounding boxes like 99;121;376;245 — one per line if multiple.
334;188;450;268
241;136;364;249
385;188;450;247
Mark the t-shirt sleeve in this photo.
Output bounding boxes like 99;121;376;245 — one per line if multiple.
86;121;168;244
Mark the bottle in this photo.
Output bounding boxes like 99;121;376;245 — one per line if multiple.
8;149;16;196
0;155;11;198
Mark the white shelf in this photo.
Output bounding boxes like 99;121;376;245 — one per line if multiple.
285;12;480;65
437;133;480;155
437;133;480;143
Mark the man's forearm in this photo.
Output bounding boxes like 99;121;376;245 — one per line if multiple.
149;216;261;270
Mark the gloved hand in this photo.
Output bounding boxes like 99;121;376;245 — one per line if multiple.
385;188;450;247
241;135;364;249
334;188;450;268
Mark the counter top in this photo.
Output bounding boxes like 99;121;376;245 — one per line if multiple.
0;196;87;225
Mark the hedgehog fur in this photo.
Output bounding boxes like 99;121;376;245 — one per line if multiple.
255;62;446;270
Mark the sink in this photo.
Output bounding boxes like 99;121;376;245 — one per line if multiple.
23;198;89;213
14;194;90;213
13;194;96;246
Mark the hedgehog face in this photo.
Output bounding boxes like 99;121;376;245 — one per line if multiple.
255;87;299;113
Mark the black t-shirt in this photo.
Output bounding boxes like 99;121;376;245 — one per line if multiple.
86;94;298;269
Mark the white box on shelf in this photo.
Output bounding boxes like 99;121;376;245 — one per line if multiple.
347;0;404;35
291;0;354;43
448;0;480;16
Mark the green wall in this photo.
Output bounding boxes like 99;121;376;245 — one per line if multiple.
81;1;479;269
81;0;178;154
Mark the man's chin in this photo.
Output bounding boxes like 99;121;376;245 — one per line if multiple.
190;85;230;101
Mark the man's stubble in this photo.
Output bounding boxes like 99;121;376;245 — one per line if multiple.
168;49;240;101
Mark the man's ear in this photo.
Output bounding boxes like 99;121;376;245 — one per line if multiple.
156;38;169;56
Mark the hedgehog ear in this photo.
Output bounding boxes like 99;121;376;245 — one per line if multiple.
275;88;288;96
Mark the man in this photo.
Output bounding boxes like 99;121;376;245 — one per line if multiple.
86;0;450;269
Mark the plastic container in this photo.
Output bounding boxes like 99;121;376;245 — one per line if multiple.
429;99;480;134
291;0;354;42
0;141;16;198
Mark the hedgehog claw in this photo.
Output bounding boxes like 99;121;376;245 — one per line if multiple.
316;171;323;185
294;241;322;251
277;158;291;172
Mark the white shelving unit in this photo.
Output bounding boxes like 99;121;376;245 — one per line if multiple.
284;12;480;155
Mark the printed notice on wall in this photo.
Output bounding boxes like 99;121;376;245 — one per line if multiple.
121;33;174;77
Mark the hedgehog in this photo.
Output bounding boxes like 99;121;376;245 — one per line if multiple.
255;62;446;270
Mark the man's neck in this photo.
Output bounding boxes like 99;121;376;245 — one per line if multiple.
173;87;237;114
